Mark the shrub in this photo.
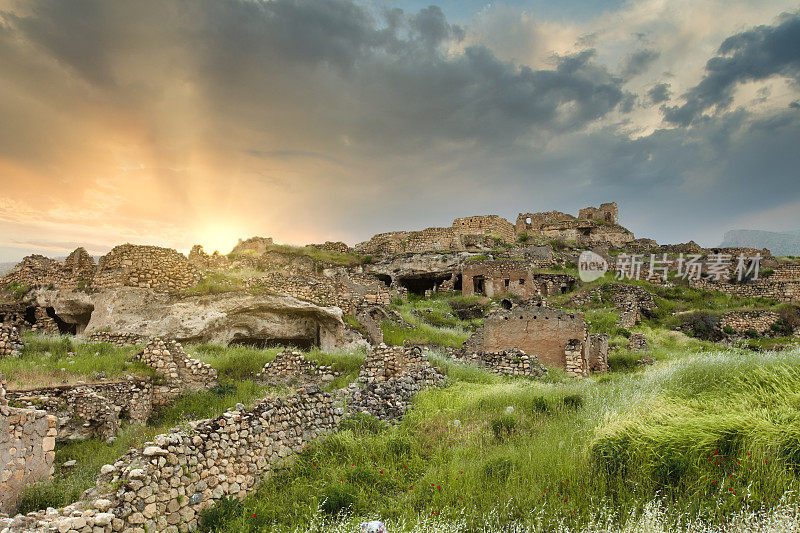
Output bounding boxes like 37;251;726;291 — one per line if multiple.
615;327;632;338
723;325;736;335
770;319;794;336
745;328;760;338
562;393;584;410
490;415;517;441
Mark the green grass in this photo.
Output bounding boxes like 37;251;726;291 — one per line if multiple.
200;348;800;532
0;333;152;388
379;294;479;348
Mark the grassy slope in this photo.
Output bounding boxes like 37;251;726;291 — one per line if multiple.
202;348;800;533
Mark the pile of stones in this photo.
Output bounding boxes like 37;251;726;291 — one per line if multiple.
137;338;217;404
628;333;649;351
454;348;548;378
258;350;340;386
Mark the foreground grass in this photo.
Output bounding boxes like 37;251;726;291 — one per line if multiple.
200;349;800;532
381;294;477;348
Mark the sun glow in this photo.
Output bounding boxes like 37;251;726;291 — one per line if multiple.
198;223;243;255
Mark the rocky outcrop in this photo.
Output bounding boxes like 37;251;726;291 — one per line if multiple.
34;288;348;351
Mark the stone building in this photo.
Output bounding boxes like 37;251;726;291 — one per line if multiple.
230;236;274;255
578;202;619;224
451;215;515;243
466;305;608;377
461;260;577;298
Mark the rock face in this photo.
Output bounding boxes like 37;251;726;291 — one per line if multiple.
35;288;348;350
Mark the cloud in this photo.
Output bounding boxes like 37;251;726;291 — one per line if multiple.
647;82;672;104
620;48;660;78
663;11;800;125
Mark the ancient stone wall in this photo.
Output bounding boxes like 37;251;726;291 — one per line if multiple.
86;332;145;346
30;307;58;334
515;211;575;234
720;310;782;334
628;333;649;350
0;387;58;514
230;236;274;255
0;255;65;290
1;386;342;532
137;338;217;404
452;215;515;243
477;306;589;376
311;241;350;254
690;276;800;303
258;350;340;386
578;202;619;225
62;248;97;289
454;348;548;378
462;260;537;298
92;245;201;293
587;334;609;372
188;245;231;270
0;324;23;358
6;380;153;441
564;339;587;377
348;345;445;420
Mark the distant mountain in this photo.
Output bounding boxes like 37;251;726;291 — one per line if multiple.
720;229;800;257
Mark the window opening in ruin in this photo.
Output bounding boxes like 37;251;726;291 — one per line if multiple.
519;279;525;285
472;275;485;296
579;228;591;237
501;299;513;310
25;307;37;324
398;273;451;296
526;217;532;224
453;274;462;291
504;278;510;289
561;285;568;294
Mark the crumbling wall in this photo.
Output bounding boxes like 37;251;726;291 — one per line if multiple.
30;307;58;334
6;380;153;441
347;345;445;420
188;245;231;270
462;260;536;298
62;248;96;289
720;310;782;334
0;371;58;514
137;338;217;404
454;348;548;378
2;386;342;533
477;306;589;376
231;236;274;255
311;241;350;254
92;244;201;292
0;324;23;357
587;334;609;372
86;332;145;346
515;211;575;234
258;350;340;386
690;263;800;302
452;215;515;243
628;333;649;351
0;255;64;290
578;202;619;225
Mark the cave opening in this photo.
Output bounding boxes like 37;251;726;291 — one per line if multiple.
398;273;453;296
46;307;77;335
374;273;392;287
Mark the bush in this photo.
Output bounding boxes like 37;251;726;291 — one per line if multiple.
563;393;584;410
770;319;794;336
490;415;517;441
744;328;760;338
723;325;736;335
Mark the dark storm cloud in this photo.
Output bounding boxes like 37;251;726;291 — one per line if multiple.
663;11;800;126
647;82;671;104
620;48;659;78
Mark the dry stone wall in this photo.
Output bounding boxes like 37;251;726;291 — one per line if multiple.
452;215;515;243
454;348;548;378
690;263;800;302
628;333;649;351
347;345;445;420
1;386;342;533
188;246;230;270
86;332;146;347
0;371;58;514
258;350;340;386
0;325;23;358
720;310;782;334
587;334;609;372
137;338;217;405
30;307;58;335
92;245;201;293
6;380;153;441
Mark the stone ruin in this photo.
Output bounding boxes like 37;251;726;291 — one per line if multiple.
628;333;649;351
137;338;218;405
230;236;274;255
461;259;577;299
0;324;23;358
258;350;341;386
720;310;784;335
346;344;446;420
452;348;548;378
0;372;59;515
1;385;343;533
92;244;201;292
310;241;350;254
6;380;153;442
464;305;609;378
188;245;230;270
86;331;145;347
578;202;619;225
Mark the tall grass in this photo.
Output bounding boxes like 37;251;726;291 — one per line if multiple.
0;333;151;388
201;348;800;532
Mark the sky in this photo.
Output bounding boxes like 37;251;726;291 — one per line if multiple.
1;0;800;262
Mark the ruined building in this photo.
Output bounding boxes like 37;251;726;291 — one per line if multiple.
465;305;608;377
461;260;577;299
